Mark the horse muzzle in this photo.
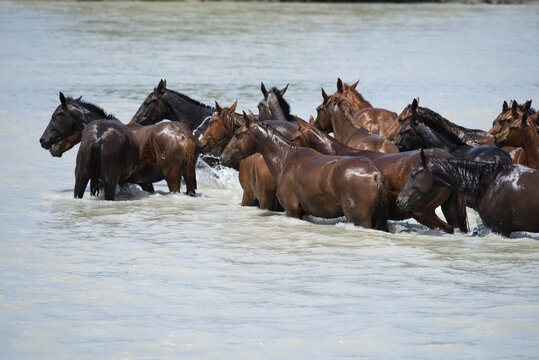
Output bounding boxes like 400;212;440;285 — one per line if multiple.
39;136;52;150
396;197;412;212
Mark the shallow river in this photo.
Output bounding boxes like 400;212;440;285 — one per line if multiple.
1;1;538;358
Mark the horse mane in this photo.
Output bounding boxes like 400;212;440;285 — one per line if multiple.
328;94;356;120
344;85;373;108
414;107;466;145
222;110;244;136
269;87;292;120
164;88;213;110
68;97;116;119
428;157;511;206
258;121;297;149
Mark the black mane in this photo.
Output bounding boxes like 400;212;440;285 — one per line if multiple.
269;87;292;120
165;88;214;110
415;107;465;145
68;97;116;119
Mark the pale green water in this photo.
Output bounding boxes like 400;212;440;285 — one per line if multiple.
0;1;538;359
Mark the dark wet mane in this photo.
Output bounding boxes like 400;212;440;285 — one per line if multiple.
68;97;116;119
270;87;292;119
258;121;297;149
164;88;213;110
428;157;511;207
414;107;465;145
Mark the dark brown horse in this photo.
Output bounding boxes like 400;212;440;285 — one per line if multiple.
242;112;388;231
199;100;241;153
334;78;398;137
40;94;198;195
494;113;539;169
291;117;468;234
75;119;139;200
314;90;398;153
397;150;539;237
392;99;512;164
239;153;282;212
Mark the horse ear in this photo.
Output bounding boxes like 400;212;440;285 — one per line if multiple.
420;149;428;168
502;100;508;113
295;116;304;129
59;92;67;109
215;101;222;114
230;99;238;112
511;100;518;115
524;99;532;111
280;84;289;96
336;78;344;93
76;95;82;101
157;79;165;92
411;98;419;114
261;82;268;98
350;79;359;90
521;113;529;127
309;115;315;125
321;87;329;102
163;79;167;89
242;111;251;127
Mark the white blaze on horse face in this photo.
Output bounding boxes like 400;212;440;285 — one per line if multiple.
496;165;534;191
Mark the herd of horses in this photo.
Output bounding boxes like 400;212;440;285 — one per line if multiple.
39;79;539;237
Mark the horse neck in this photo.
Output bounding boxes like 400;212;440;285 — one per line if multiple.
519;126;539;168
330;106;359;143
167;93;215;129
305;128;363;156
348;91;372;111
415;122;460;152
432;159;504;209
458;127;493;146
251;124;295;179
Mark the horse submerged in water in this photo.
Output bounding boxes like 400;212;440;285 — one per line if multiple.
396;149;539;237
241;112;388;231
291;117;468;234
39;92;198;198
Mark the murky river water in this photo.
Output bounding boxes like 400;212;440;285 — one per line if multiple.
1;1;538;358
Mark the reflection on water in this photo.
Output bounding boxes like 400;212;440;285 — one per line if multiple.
0;1;538;359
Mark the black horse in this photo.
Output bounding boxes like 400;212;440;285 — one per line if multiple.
397;150;539;237
258;82;299;122
393;99;512;164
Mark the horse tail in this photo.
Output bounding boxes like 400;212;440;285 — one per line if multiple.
372;173;389;232
89;139;101;197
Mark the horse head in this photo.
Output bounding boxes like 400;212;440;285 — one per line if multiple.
335;78;372;112
130;79;171;126
199;100;239;153
220;114;257;169
257;82;290;121
313;87;334;133
494;112;531;147
385;98;419;141
396;149;438;212
40;92;96;150
489;99;533;137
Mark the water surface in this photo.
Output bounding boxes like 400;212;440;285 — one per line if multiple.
0;1;538;359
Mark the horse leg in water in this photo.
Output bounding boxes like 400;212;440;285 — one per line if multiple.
239;157;258;207
139;183;155;193
182;154;197;197
74;149;91;199
103;176;119;201
342;197;374;229
410;192;454;233
441;192;469;233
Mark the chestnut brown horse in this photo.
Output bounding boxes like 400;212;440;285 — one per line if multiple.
291;117;468;234
239;153;282;212
220;120;299;170
242;112;388;231
494;113;539;169
40;94;198;195
392;99;512;165
397;150;539;237
489;99;537;137
334;78;398;137
314;91;398;153
199;100;242;153
75;119;139;200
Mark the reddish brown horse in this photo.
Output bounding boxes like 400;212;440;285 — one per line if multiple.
242;112;388;230
239;153;282;212
397;150;539;237
40;94;198;196
314;90;398;153
75;119;139;200
199;100;241;153
489;99;537;137
333;78;398;137
291;117;468;234
494;113;539;169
